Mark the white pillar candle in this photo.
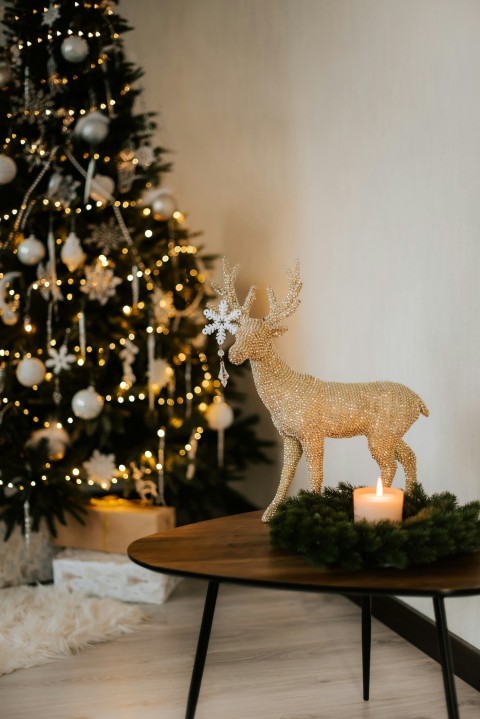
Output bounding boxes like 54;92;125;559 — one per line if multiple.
353;478;404;523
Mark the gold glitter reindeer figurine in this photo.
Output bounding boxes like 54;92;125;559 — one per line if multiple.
212;259;429;522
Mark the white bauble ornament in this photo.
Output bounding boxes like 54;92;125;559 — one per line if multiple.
61;231;85;271
60;35;89;63
75;111;110;145
16;357;46;387
90;174;115;205
71;385;104;419
17;234;46;265
152;190;177;221
0;62;12;87
0;154;17;185
148;358;172;392
205;399;234;430
27;426;70;461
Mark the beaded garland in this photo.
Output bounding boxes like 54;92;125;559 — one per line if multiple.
211;259;429;522
269;483;480;570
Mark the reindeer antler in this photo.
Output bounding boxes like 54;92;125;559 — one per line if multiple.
211;258;256;316
264;258;302;327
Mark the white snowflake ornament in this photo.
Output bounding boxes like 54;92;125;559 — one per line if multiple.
203;299;240;344
80;260;122;305
203;299;241;387
85;218;123;255
83;449;118;490
45;344;76;375
42;3;61;26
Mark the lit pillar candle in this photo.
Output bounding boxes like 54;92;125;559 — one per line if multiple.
353;478;404;523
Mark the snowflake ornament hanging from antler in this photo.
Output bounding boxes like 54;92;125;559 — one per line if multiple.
203;287;241;387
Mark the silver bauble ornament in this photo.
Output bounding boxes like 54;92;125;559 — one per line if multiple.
60;35;89;63
27;426;70;461
205;399;234;430
90;174;115;205
71;385;104;419
75;111;110;145
0;154;17;185
152;190;177;221
16;357;46;387
17;234;46;265
61;231;85;271
0;62;12;87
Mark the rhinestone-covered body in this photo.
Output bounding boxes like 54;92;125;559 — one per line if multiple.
214;259;429;523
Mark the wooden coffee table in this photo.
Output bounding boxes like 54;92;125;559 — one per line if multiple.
128;510;480;719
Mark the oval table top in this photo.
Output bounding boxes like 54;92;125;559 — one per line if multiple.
127;510;480;598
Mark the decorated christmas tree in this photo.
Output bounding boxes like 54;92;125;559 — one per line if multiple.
0;0;269;538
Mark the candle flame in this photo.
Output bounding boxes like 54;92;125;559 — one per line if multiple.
376;477;384;497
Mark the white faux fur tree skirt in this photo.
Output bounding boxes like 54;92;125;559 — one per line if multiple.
0;584;145;675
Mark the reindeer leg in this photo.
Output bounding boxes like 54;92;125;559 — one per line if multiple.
304;437;325;494
368;436;397;488
394;439;417;493
262;435;302;523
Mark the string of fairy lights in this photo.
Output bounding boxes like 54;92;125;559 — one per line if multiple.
0;0;233;502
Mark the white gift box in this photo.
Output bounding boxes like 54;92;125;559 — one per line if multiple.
53;548;180;604
0;522;53;588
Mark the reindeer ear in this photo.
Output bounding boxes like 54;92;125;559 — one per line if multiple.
270;326;288;337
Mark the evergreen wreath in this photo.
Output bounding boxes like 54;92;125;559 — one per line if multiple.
269;483;480;570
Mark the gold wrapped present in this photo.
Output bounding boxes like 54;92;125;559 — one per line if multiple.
53;497;175;554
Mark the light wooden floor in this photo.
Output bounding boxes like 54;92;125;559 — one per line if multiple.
1;579;479;719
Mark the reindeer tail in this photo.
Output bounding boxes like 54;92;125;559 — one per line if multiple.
419;398;429;417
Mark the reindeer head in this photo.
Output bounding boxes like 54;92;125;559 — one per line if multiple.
211;259;302;365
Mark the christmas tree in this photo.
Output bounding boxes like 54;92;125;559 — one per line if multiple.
0;0;269;538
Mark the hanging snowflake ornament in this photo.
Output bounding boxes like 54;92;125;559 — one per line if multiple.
83;449;118;490
85;218;123;254
45;343;76;374
80;260;122;305
42;3;61;26
203;299;241;387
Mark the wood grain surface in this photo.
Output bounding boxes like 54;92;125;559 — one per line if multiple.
1;580;480;719
128;511;480;597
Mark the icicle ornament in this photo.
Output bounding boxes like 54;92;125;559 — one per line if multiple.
203;299;240;387
157;428;166;505
23;499;31;549
147;332;155;410
185;357;192;418
78;310;86;359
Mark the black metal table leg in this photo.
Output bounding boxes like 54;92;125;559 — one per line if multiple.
361;594;372;701
433;596;459;719
185;580;220;719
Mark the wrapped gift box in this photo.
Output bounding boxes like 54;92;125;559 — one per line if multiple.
53;497;175;554
53;548;180;604
0;521;53;588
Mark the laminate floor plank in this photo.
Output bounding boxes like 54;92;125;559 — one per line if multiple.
0;579;479;719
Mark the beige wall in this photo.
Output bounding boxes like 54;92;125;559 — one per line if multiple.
123;0;480;646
